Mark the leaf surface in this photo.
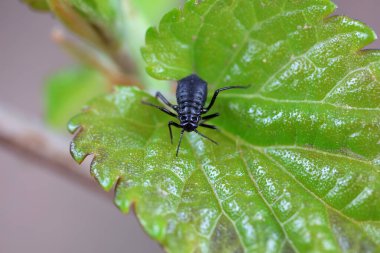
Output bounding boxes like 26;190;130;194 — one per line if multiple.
71;0;380;252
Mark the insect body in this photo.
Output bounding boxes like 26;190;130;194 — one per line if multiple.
143;74;249;156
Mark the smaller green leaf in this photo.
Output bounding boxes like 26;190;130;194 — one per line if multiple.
22;0;50;11
45;66;107;129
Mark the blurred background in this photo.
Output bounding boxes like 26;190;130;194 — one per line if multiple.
0;0;379;252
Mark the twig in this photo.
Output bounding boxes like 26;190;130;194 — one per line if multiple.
52;29;141;89
0;105;111;199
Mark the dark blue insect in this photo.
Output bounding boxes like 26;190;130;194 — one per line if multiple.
143;74;249;156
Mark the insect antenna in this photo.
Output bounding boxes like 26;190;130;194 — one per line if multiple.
194;130;218;145
176;129;185;157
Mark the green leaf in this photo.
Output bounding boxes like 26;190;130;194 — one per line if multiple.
70;0;380;252
46;66;107;128
22;0;50;11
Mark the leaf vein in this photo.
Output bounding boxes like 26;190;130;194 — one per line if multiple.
187;136;246;248
237;141;301;253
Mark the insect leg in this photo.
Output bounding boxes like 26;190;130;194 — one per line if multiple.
156;92;178;111
203;85;250;113
168;121;181;145
142;101;177;118
176;129;185;157
201;113;220;122
194;129;218;145
199;123;218;130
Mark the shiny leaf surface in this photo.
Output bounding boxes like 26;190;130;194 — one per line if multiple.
71;0;380;252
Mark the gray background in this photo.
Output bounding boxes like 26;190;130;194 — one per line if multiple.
0;1;379;252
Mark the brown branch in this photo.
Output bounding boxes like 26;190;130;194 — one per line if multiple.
0;105;111;199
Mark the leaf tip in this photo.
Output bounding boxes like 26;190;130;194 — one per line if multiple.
328;0;337;11
69;140;88;164
90;162;120;192
140;215;168;242
114;189;132;214
67;120;80;134
114;199;131;214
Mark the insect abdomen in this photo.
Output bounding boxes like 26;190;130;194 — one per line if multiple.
176;74;207;114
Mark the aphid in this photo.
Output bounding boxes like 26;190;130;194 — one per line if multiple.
143;74;249;156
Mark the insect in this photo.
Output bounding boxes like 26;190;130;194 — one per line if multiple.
142;74;249;156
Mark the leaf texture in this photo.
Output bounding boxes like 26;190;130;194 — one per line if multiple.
71;0;380;252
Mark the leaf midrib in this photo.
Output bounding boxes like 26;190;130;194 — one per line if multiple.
236;139;298;253
190;138;246;248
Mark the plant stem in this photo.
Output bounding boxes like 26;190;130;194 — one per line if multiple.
52;29;141;89
0;105;111;199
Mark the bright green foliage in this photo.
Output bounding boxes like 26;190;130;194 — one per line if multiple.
69;0;380;252
46;67;107;128
69;87;379;252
